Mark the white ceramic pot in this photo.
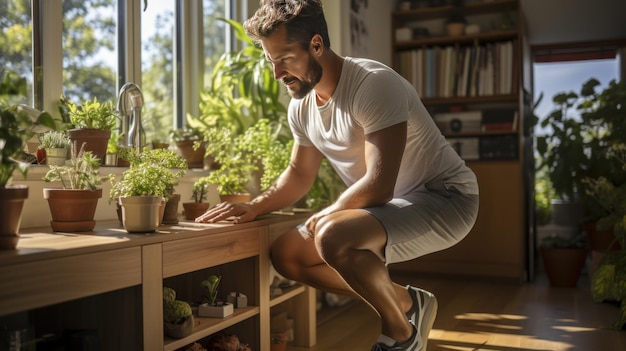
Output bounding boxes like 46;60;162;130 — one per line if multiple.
46;147;68;166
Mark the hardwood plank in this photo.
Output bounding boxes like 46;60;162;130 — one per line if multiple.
287;272;626;351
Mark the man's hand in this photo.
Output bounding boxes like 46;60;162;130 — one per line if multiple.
195;201;258;224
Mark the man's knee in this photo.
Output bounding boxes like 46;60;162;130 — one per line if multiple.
270;232;300;280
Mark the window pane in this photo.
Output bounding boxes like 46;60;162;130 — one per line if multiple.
0;0;33;105
141;1;175;145
203;0;228;86
62;0;117;104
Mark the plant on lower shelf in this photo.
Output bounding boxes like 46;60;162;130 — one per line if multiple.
163;287;194;339
198;275;233;318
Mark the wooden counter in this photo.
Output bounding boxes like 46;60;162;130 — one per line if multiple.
0;214;315;351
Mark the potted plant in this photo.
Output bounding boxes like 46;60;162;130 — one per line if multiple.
198;275;233;318
583;143;626;329
170;127;207;169
536;78;626;225
123;147;187;224
182;177;212;220
539;233;588;288
109;154;185;232
59;95;119;164
38;130;71;166
163;287;194;339
0;101;56;250
42;141;113;232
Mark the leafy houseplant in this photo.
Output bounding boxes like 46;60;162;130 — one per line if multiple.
125;147;188;223
198;275;233;318
60;95;119;163
583;143;626;329
109;151;186;232
38;130;71;166
163;287;194;339
536;78;626;222
0;102;56;249
42;141;113;232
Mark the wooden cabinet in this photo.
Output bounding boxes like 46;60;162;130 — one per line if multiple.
390;0;532;281
0;215;315;350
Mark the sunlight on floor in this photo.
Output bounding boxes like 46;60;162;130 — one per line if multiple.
455;313;528;321
429;328;573;350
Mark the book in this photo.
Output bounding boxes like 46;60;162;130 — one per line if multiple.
481;108;518;132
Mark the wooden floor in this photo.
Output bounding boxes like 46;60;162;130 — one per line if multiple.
287;271;625;351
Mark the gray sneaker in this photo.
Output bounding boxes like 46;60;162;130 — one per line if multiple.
405;286;438;351
370;322;420;351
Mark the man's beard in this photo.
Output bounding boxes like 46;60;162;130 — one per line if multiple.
284;55;323;99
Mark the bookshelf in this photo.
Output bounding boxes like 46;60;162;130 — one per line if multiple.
389;0;533;281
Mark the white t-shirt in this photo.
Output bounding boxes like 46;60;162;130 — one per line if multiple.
288;57;478;197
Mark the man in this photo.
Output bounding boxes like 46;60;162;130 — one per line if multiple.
196;1;479;350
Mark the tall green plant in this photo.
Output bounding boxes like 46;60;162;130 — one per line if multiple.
536;78;626;211
188;18;288;136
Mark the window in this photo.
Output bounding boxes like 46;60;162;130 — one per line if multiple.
0;0;33;105
533;45;621;136
141;1;175;144
0;0;241;146
62;0;118;103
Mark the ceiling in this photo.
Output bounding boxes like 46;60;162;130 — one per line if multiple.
521;0;626;46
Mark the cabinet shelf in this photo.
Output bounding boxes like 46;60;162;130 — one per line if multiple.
422;94;518;105
270;284;307;308
163;306;261;351
392;0;518;20
389;0;530;281
394;29;518;49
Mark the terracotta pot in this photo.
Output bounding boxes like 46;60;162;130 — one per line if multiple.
176;140;206;169
182;202;210;220
583;221;620;252
540;247;588;288
119;196;163;233
270;331;289;351
43;188;103;232
163;194;181;224
0;186;28;250
67;128;111;164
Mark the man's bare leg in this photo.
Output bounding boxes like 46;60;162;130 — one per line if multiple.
271;210;414;343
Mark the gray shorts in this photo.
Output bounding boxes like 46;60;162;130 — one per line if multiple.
362;180;479;265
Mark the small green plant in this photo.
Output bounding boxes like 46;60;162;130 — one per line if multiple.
107;131;122;154
191;177;212;203
109;163;185;202
110;148;187;202
123;148;188;170
170;127;204;142
39;130;71;149
540;234;587;249
200;275;221;305
163;287;192;325
60;95;118;130
43;141;113;190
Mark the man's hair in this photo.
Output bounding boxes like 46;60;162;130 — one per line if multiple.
244;0;331;50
